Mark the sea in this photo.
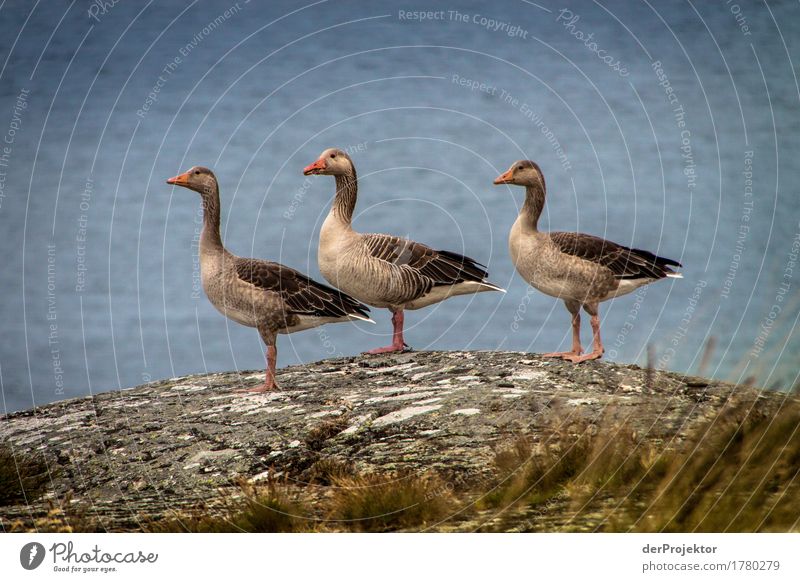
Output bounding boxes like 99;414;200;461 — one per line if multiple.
0;0;798;412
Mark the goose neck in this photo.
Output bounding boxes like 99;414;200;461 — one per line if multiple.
333;172;358;224
199;183;224;251
521;184;545;232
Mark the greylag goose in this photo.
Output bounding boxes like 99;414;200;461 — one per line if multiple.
493;160;682;363
303;148;504;354
166;166;372;391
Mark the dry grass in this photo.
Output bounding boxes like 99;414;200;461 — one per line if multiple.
479;434;588;511
152;478;308;533
478;413;659;509
6;493;96;533
326;471;454;532
150;470;454;533
471;399;800;533
303;457;357;485
304;417;350;452
624;401;800;532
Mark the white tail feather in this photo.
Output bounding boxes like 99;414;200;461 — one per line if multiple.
350;313;376;324
479;282;507;293
666;273;683;279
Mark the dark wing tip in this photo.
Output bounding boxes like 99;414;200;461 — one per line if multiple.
433;249;490;282
236;258;370;319
298;276;371;319
661;257;682;268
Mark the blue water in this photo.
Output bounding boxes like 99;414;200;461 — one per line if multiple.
1;0;798;413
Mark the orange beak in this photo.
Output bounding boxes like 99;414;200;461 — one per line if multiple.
493;169;514;185
303;158;327;175
166;171;192;187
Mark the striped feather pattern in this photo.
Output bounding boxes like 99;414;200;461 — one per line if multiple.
363;233;489;285
235;258;370;319
549;232;682;280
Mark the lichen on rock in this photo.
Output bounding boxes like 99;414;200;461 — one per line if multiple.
0;350;794;532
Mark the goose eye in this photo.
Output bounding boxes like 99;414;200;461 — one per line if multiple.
330;154;337;159
517;166;523;170
194;170;200;175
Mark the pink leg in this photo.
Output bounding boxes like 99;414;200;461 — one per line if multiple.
238;345;279;393
564;314;604;363
366;310;407;354
544;304;583;359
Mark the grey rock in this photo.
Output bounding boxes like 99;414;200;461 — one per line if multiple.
0;351;783;531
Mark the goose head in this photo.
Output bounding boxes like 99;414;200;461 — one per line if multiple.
166;166;217;196
303;148;354;176
493;160;545;191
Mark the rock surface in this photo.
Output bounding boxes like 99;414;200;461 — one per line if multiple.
0;350;779;531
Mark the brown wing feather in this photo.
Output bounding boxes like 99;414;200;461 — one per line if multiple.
362;233;489;286
235;258;370;319
549;232;681;280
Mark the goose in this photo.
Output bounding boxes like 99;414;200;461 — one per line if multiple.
166;166;372;391
303;148;504;354
493;160;682;363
